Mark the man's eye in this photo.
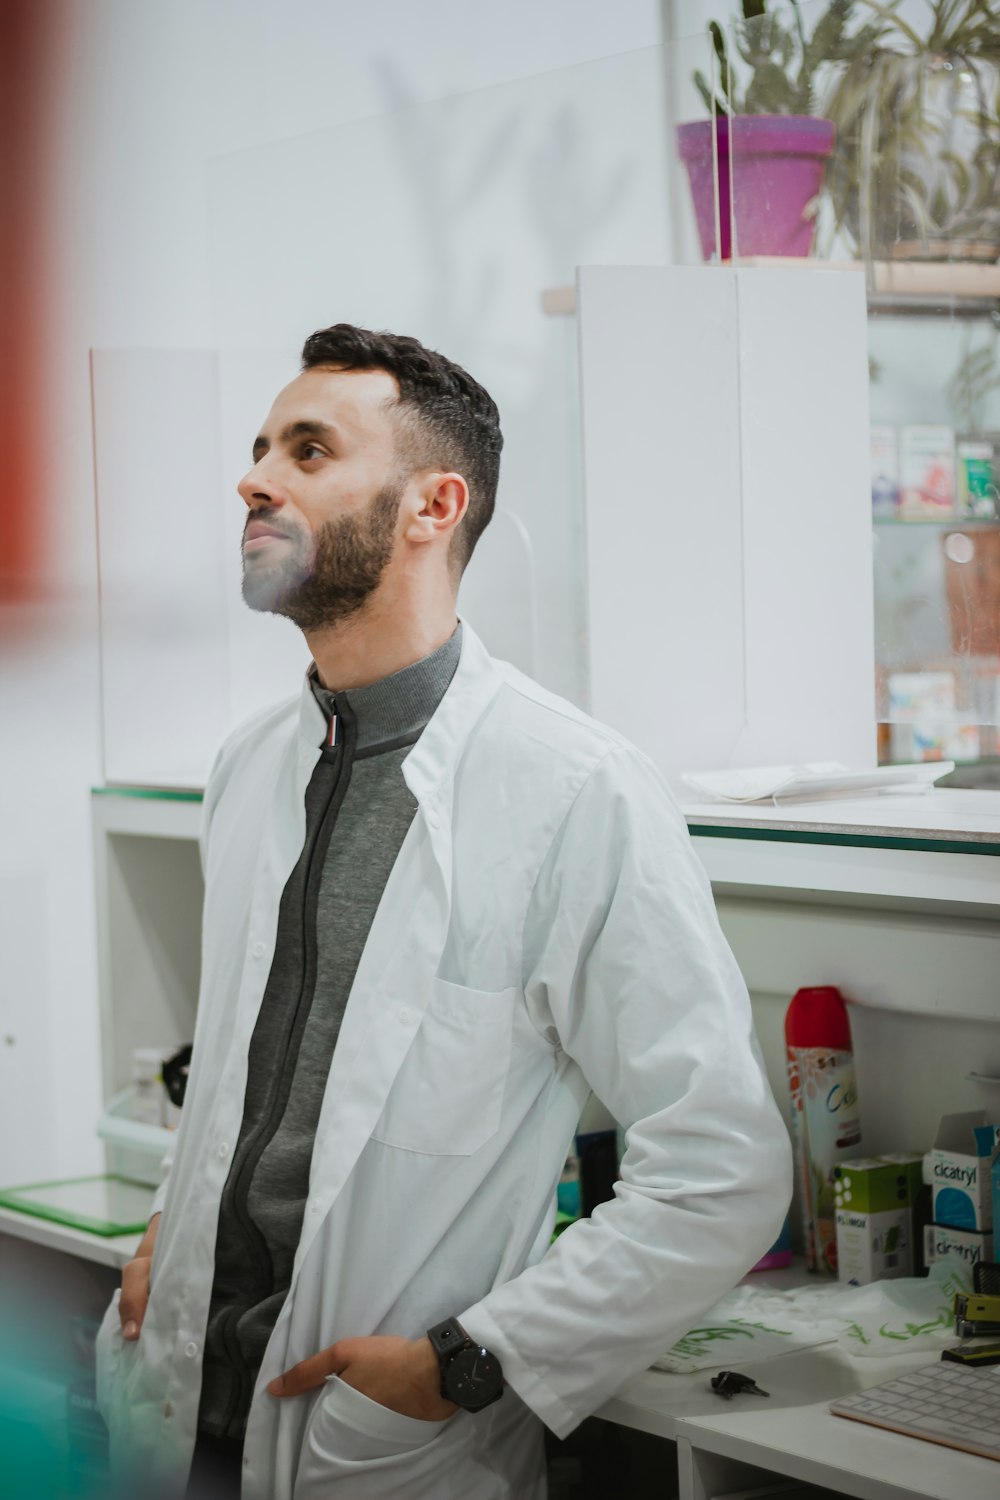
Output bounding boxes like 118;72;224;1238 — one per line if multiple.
301;443;325;461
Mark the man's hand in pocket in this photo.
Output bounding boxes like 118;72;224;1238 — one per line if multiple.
119;1212;161;1341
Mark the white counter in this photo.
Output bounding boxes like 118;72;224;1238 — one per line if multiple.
600;1342;1000;1500
0;1203;143;1270
682;789;1000;846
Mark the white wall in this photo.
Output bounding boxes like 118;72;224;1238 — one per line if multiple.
0;0;666;1183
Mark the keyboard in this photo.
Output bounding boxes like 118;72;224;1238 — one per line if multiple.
830;1360;1000;1462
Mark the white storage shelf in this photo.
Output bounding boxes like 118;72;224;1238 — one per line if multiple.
599;1341;1000;1500
92;789;204;1186
87;786;1000;1154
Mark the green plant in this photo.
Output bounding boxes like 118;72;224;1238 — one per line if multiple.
694;0;882;117
823;0;1000;258
947;328;1000;431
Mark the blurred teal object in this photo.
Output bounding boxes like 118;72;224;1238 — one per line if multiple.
0;1364;70;1499
557;1180;581;1218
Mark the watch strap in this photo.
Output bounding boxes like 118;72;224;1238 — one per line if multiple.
427;1316;473;1364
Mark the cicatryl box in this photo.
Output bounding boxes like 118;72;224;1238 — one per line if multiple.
930;1113;1000;1232
924;1222;994;1279
833;1156;922;1284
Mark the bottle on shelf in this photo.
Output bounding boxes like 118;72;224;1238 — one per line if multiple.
785;985;863;1274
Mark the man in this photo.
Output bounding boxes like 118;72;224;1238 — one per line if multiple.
96;323;791;1500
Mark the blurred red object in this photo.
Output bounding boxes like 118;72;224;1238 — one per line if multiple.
0;0;56;615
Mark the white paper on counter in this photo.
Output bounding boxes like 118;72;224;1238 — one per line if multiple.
653;1264;969;1374
680;761;955;805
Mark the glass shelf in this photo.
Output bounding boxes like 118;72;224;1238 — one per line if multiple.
91;786;204;803
873;517;999;528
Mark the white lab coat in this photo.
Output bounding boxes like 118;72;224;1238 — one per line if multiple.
95;623;791;1500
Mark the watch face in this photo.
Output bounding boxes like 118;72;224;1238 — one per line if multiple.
442;1346;503;1408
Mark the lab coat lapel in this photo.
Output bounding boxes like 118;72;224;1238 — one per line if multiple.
289;623;503;1274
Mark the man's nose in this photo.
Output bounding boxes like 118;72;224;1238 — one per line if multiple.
238;458;282;509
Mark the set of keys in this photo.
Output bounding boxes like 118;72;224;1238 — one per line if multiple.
710;1370;771;1400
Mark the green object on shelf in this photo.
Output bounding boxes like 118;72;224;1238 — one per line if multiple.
551;1211;578;1243
0;1174;153;1236
91;786;203;802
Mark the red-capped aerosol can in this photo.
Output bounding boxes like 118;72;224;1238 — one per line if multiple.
785;985;862;1273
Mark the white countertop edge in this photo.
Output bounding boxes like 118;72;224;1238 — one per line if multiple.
0;1203;144;1269
682;789;1000;843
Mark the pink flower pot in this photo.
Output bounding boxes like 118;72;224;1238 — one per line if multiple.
677;114;836;261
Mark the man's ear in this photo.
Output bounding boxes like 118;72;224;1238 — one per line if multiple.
405;473;468;545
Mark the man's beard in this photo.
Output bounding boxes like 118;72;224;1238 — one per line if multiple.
241;483;402;630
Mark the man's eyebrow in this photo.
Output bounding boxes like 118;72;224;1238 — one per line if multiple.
252;419;341;459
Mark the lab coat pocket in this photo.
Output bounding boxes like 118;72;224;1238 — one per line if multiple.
294;1376;458;1498
94;1289;128;1428
371;981;517;1156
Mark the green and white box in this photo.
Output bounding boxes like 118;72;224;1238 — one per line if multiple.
924;1223;994;1280
834;1156;921;1285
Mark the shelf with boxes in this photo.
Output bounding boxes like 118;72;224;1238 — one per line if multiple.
868;294;1000;779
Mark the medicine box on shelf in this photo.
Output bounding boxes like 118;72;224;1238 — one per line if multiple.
930;1112;999;1232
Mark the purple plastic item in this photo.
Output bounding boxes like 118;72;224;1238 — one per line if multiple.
749;1215;794;1273
677;114;836;261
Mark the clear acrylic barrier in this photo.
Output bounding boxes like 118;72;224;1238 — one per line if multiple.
724;0;851;264
92;350;232;788
719;3;1000;781
204;44;672;720
667;27;724;265
96;47;673;787
92;348;311;789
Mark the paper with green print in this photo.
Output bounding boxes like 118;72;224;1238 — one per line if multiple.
654;1264;968;1374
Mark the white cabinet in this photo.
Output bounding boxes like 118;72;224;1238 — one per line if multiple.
574;264;876;788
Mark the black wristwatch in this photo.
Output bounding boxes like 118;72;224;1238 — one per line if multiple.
426;1318;504;1412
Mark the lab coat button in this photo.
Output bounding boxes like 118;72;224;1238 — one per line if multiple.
184;1341;198;1358
397;1007;412;1025
251;942;265;959
218;1142;230;1158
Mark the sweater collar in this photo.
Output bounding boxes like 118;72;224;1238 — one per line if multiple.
308;624;463;753
297;618;503;799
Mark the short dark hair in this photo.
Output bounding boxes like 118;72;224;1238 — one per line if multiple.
300;323;502;574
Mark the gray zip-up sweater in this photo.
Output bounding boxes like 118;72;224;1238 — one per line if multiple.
197;626;462;1440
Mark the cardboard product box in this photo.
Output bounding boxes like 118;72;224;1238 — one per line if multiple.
833;1157;921;1284
930;1112;1000;1232
877;1153;924;1199
924;1222;994;1279
957;436;997;518
870;425;899;516
899;424;955;517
